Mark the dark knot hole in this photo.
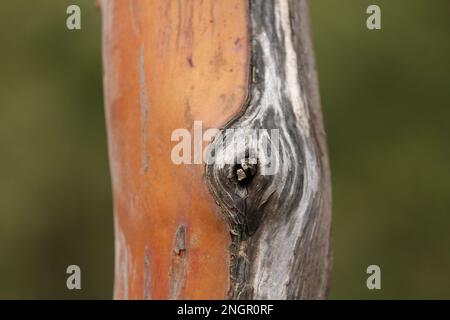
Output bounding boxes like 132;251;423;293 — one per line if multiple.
234;157;258;186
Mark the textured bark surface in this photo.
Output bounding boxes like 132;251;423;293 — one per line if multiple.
101;0;331;300
205;0;332;299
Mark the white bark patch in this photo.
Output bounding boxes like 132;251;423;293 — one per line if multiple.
250;0;318;299
277;0;310;134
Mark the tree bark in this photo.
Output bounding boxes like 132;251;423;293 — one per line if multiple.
100;0;332;300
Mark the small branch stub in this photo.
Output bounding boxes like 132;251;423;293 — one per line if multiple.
235;157;257;185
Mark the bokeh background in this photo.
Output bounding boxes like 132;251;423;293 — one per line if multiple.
0;0;449;299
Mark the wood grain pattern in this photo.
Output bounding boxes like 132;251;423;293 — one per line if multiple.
205;0;332;299
100;0;249;299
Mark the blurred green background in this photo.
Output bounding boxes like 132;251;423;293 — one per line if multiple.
0;0;449;299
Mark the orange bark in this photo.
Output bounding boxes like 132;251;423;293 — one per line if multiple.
101;0;249;299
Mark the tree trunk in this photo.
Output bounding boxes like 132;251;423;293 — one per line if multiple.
100;0;332;300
